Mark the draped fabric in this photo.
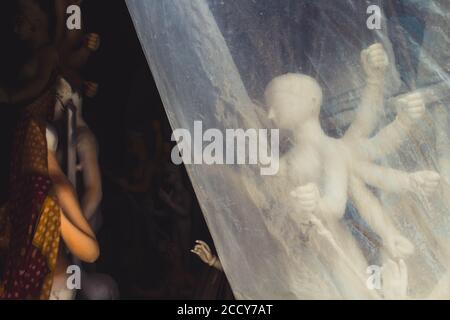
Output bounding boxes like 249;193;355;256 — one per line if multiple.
127;0;450;299
0;87;61;300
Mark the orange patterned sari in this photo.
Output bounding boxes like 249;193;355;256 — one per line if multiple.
0;86;62;300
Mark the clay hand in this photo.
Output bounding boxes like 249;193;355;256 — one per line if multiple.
409;171;440;197
84;33;101;51
384;233;414;259
191;240;217;267
361;43;389;84
84;81;99;98
290;183;320;214
396;92;426;127
382;259;408;299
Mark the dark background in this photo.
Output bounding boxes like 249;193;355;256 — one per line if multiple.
0;0;225;299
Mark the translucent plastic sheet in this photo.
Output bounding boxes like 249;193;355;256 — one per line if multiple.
126;0;450;299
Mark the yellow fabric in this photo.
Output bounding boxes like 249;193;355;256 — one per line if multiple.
32;196;61;300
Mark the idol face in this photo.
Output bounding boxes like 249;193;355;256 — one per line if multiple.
265;74;323;129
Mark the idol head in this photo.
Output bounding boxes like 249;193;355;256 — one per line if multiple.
265;73;323;129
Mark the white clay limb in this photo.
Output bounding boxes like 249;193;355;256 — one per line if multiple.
344;43;388;140
382;259;408;300
191;240;223;271
47;151;99;263
395;92;427;127
266;69;420;298
317;148;349;220
355;160;440;196
349;176;414;260
409;171;441;197
362;92;426;160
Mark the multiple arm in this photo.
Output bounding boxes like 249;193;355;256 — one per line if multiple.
55;0;85;52
342;44;425;161
363;92;426;160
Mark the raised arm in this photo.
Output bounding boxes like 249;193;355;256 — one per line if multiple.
353;160;440;196
344;43;388;141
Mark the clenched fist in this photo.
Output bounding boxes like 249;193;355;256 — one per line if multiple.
409;171;440;197
361;43;389;84
384;233;414;259
396;92;426;127
56;77;73;105
290;183;320;214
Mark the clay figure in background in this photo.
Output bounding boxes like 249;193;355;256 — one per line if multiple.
55;78;119;299
0;0;98;299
